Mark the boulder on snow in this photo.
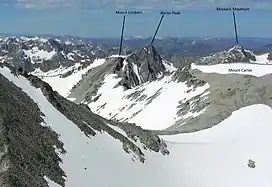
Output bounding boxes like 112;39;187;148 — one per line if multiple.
248;159;256;168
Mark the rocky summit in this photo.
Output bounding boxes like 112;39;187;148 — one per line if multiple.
115;45;167;89
198;45;257;64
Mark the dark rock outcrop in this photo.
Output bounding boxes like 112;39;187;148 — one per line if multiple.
268;52;272;61
248;159;256;168
116;45;166;89
0;73;66;187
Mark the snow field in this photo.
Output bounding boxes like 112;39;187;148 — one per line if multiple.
34;58;105;97
89;73;209;130
2;66;272;187
191;62;272;77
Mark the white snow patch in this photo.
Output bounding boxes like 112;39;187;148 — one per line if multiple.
163;60;177;72
109;54;129;58
33;63;81;77
65;41;72;45
89;74;209;130
44;176;61;187
35;58;105;97
161;104;272;187
67;53;75;61
132;64;142;84
122;59;128;71
252;53;272;64
23;47;56;63
191;63;272;77
20;36;48;43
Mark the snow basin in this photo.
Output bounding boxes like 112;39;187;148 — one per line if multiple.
1;66;272;187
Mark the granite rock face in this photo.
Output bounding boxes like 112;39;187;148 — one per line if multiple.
127;45;165;82
118;45;166;89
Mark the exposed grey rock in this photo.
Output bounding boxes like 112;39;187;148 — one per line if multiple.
268;52;272;61
198;45;257;65
172;63;207;88
126;45;166;83
0;73;66;187
39;59;61;72
154;69;272;135
106;45;166;89
165;54;197;69
248;159;256;168
68;57;121;103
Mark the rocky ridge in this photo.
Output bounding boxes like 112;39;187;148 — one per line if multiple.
69;44;173;103
198;45;257;65
0;36;130;73
69;44;272;136
0;63;169;187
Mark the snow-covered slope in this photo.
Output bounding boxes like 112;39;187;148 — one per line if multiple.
162;104;272;187
66;46;272;131
65;45;210;130
32;58;106;97
86;73;209;130
2;64;272;187
191;62;272;77
24;44;268;133
0;64;169;186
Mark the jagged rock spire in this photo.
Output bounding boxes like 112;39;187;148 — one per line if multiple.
116;44;166;89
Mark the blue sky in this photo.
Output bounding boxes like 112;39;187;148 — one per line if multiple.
0;0;272;38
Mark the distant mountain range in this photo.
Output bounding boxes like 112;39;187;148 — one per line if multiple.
0;34;272;57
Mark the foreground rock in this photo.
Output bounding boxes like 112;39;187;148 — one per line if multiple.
0;64;169;187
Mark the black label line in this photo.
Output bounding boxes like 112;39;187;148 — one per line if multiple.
232;11;239;45
151;15;164;45
119;15;126;56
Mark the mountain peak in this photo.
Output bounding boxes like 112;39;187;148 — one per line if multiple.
139;44;161;60
198;44;257;65
228;44;244;52
116;45;166;89
141;44;156;53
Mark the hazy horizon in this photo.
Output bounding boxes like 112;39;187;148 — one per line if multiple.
1;1;272;38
